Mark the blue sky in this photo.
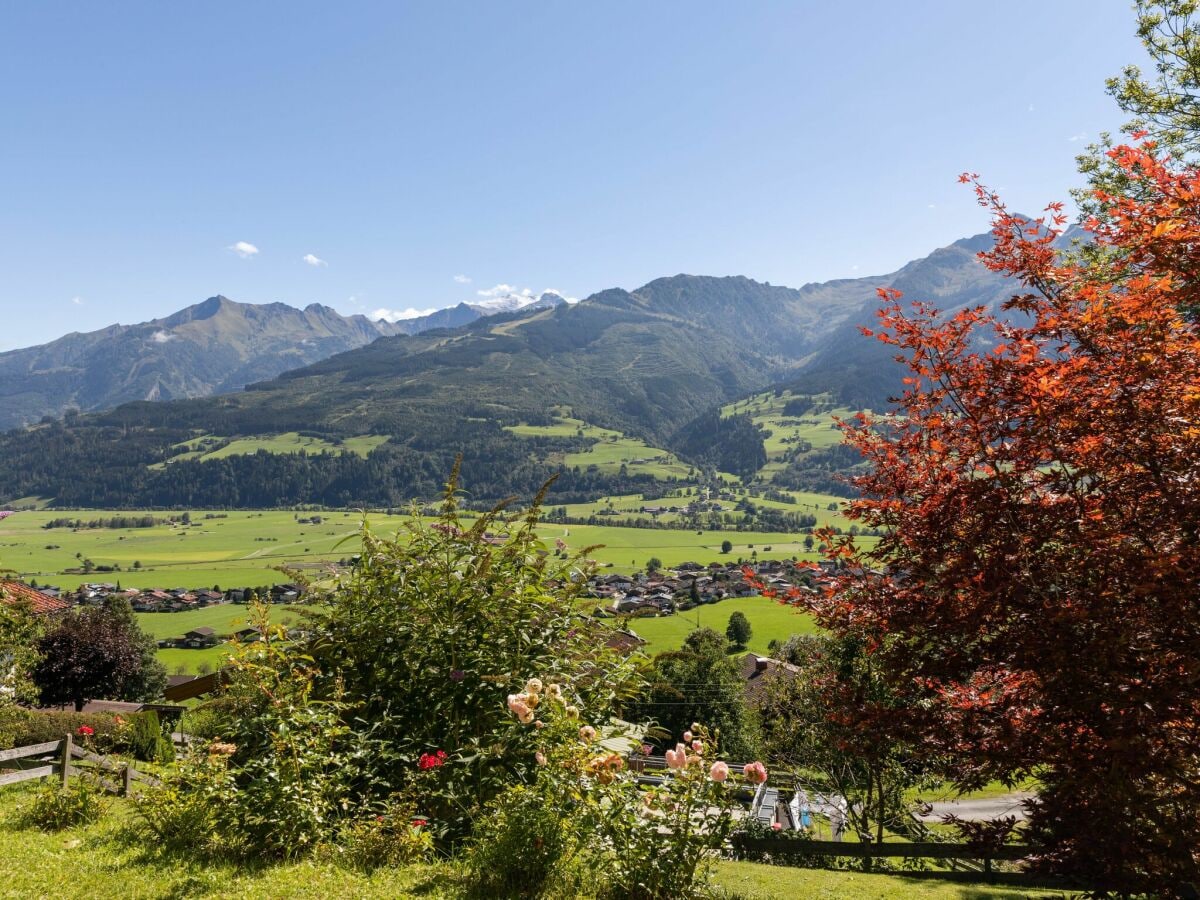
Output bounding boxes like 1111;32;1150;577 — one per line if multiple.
0;1;1142;349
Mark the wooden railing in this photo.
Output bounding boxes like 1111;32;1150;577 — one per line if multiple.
0;734;161;795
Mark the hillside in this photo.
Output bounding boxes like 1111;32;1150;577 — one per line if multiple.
0;228;1033;508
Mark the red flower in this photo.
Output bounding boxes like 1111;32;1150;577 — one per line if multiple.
417;750;448;770
76;725;94;737
412;818;428;828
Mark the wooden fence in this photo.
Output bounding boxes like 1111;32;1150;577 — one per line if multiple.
0;734;161;795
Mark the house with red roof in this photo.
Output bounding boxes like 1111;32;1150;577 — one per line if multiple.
0;580;69;615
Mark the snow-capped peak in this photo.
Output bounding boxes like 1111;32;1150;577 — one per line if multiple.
469;286;568;315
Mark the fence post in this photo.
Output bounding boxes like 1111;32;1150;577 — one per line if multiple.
122;765;133;797
60;733;73;791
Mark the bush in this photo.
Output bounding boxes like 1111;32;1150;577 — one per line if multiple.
126;711;174;764
134;751;232;859
465;784;585;898
146;472;640;862
329;797;434;872
25;778;109;831
177;704;223;742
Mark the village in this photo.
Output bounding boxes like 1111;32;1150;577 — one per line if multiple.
586;558;839;617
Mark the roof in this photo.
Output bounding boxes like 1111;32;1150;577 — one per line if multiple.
163;670;227;702
0;580;69;615
604;629;648;654
739;653;800;706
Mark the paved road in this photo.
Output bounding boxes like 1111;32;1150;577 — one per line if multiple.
914;792;1034;822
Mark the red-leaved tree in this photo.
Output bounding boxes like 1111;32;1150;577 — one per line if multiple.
813;138;1200;889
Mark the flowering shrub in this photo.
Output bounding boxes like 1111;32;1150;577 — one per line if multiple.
137;605;360;861
285;470;639;845
142;471;640;860
470;675;769;899
598;723;760;899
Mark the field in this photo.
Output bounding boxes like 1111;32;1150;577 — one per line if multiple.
0;507;864;591
0;786;1066;899
623;596;818;655
506;415;697;480
138;604;305;675
720;390;864;480
155;432;390;467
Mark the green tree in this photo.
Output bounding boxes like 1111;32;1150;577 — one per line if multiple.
646;557;662;573
758;634;936;844
630;627;759;760
725;611;752;650
100;596;167;702
720;539;733;554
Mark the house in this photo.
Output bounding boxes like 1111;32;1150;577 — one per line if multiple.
739;653;800;707
181;627;219;649
0;580;69;615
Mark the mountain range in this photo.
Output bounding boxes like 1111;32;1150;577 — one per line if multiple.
0;291;569;430
0;227;1038;508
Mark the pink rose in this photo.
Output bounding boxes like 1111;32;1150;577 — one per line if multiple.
692;740;703;752
665;749;684;769
683;730;693;742
743;761;768;784
709;761;729;782
771;822;783;832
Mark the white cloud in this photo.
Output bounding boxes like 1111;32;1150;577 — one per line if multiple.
371;306;439;322
228;241;259;259
1028;104;1035;112
542;288;580;303
927;203;937;209
151;330;176;343
477;283;535;299
1068;132;1088;142
302;253;327;267
70;296;83;306
453;274;472;284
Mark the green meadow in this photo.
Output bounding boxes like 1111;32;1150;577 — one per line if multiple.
506;415;696;480
720;390;864;479
0;504;863;592
0;502;862;672
153;432;390;468
622;595;818;656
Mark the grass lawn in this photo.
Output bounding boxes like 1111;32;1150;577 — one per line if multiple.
0;787;1068;899
625;595;818;655
711;861;1068;899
